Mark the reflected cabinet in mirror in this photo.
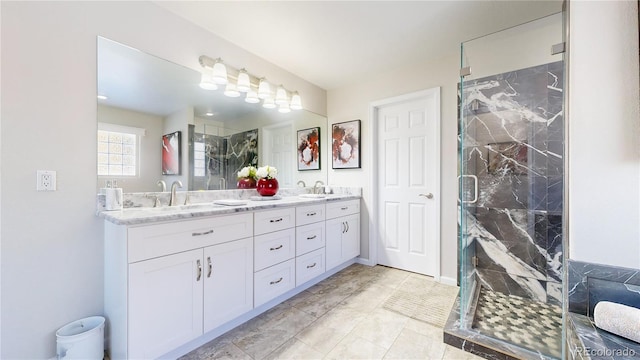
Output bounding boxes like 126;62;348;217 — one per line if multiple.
97;37;328;193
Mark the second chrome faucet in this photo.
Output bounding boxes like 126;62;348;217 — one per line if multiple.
170;180;183;206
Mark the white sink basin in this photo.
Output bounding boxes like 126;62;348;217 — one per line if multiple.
299;194;326;199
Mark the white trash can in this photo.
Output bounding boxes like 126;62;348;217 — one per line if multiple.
56;316;105;360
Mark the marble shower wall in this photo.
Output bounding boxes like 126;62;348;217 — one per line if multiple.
190;129;258;190
460;61;564;306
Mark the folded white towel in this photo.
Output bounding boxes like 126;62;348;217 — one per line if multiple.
594;301;640;343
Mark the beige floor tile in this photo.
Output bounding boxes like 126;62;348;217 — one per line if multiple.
324;332;388;360
340;283;394;311
384;328;447;360
312;304;368;334
263;338;324;360
291;290;349;318
295;323;349;355
350;307;410;350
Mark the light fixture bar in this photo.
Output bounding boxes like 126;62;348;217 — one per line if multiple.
198;55;302;110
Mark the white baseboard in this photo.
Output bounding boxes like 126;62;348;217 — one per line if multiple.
356;257;375;266
439;276;457;286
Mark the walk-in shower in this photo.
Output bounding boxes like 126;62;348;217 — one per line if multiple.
446;12;565;360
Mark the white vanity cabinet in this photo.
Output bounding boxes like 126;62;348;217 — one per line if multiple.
295;203;326;286
105;213;253;360
325;200;361;270
104;197;361;359
253;207;297;307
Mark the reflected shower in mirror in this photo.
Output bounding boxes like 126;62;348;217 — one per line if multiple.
97;37;328;193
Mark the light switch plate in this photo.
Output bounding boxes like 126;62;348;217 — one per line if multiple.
37;170;56;191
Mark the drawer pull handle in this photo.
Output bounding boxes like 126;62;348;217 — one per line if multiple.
270;244;283;251
192;229;214;236
196;259;202;281
307;235;317;240
270;218;284;223
342;222;346;233
307;263;317;269
207;256;212;278
307;212;317;216
346;222;350;233
341;207;348;210
270;277;283;285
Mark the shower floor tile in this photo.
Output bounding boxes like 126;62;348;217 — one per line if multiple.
472;287;562;359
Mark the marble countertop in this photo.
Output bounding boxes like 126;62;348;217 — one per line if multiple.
99;193;360;226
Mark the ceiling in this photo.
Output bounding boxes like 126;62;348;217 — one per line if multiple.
154;1;563;91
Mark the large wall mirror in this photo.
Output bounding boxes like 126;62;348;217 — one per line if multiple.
97;37;328;193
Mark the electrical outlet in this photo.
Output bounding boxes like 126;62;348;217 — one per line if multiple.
37;170;57;191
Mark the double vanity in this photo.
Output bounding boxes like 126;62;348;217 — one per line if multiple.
101;190;361;359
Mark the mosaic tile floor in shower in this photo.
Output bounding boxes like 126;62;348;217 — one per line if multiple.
472;287;563;359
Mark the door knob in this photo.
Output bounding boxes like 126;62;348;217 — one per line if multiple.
419;193;434;199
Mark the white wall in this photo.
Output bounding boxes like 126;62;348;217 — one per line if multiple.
162;106;193;187
97;105;164;193
568;0;640;268
327;13;564;282
0;2;325;358
327;54;461;281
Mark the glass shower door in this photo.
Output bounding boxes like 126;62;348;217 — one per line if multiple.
458;13;565;359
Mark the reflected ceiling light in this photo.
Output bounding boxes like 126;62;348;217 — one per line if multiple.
275;85;288;105
262;97;276;109
205;112;214;117
245;90;260;104
236;69;251;92
224;82;241;97
278;103;291;113
199;66;218;90
290;91;302;110
97;95;108;100
258;78;271;99
211;59;228;85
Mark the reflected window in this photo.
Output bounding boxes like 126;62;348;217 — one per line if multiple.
97;123;144;177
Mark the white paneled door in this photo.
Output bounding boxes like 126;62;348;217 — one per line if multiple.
262;123;294;188
376;88;440;276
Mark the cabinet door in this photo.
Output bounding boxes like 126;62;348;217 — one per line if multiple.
203;238;254;333
325;217;344;270
129;249;203;359
342;214;360;260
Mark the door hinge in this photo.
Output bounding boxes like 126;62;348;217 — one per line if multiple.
460;66;471;77
472;256;479;267
551;42;566;55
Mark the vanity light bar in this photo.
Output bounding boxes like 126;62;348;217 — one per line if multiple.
198;55;302;110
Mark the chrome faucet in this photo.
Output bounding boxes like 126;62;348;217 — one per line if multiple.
297;180;306;188
157;180;167;192
169;180;183;206
313;180;324;194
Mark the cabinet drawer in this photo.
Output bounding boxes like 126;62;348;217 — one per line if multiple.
296;204;325;226
326;199;360;219
296;248;325;287
128;213;253;263
296;222;325;256
254;259;295;307
254;229;296;271
254;207;295;235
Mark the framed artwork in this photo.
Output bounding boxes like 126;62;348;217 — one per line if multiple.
297;127;321;171
487;141;527;175
162;131;181;175
332;120;361;169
